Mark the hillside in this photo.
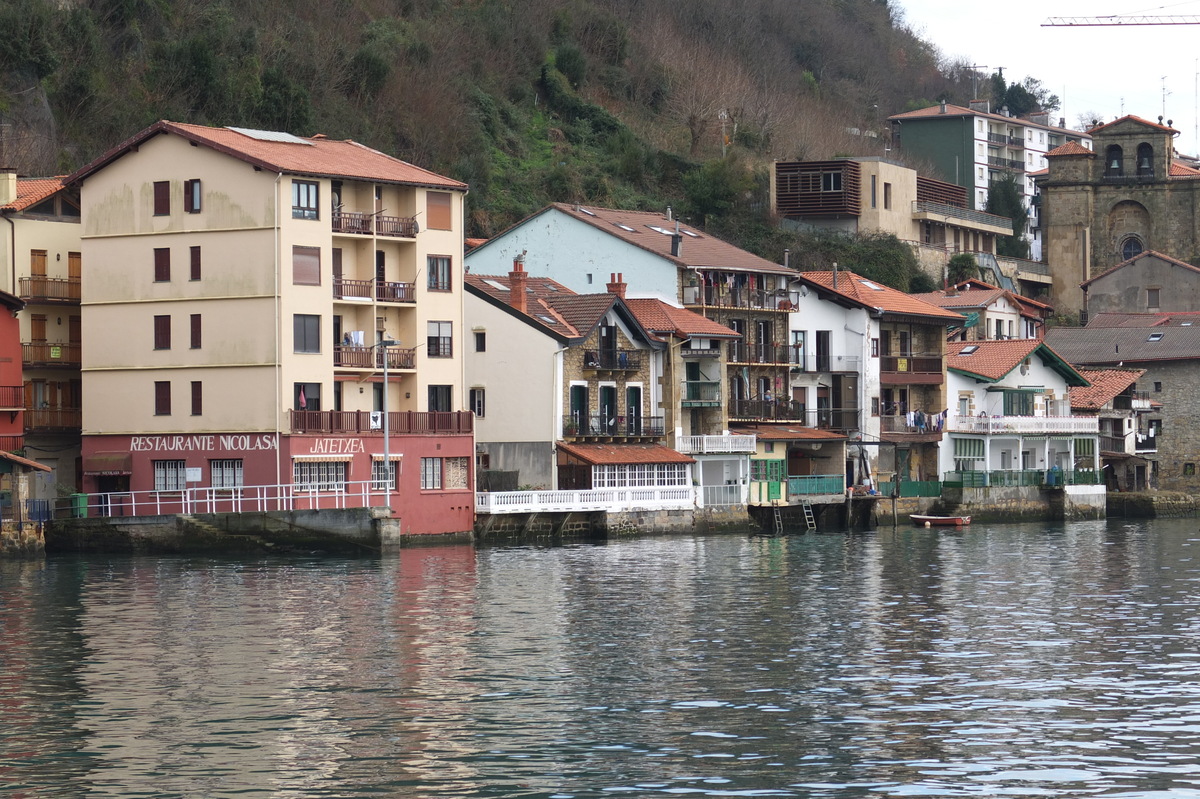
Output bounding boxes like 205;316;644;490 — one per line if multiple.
3;0;982;247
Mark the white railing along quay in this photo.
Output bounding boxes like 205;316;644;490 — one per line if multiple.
476;487;696;514
62;479;398;518
945;414;1099;435
674;434;757;454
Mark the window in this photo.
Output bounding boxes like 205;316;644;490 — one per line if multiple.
1003;390;1034;416
294;382;321;411
428;384;452;412
871;338;879;357
1122;236;1144;261
294;314;321;353
153;460;186;491
211;459;243;488
421;457;443;489
1186;463;1197;476
883;182;892;210
184;179;201;213
428;255;452;291
428;321;452;357
190;246;201;281
1137;143;1154;176
751;459;785;482
30;249;47;277
1147;287;1161;308
474;331;486;352
372;459;397;490
293;460;347;491
293;245;321;286
154;381;171;415
821;172;842;192
469;387;485;417
153;181;170;215
154;315;171;349
1154;381;1162;392
427;191;452;230
1105;144;1124;177
870;175;877;208
292;180;319;220
190;314;201;349
191;381;202;415
154;248;170;282
871;397;880;417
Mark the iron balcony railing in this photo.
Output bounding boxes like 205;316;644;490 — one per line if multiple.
1135;432;1158;452
911;201;1012;230
787;474;846;495
987;155;1025;170
945;414;1099;435
18;276;80;303
23;342;80;367
683;285;795;311
562;414;665;438
682;380;721;406
334;346;417;370
332;210;420;238
289;410;473;434
944;469;1103;487
582;349;641;370
727;342;799;365
333;277;416;303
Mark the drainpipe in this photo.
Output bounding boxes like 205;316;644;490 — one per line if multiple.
275;172;283;490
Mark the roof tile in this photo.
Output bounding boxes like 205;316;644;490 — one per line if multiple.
556;442;695;465
797;270;964;322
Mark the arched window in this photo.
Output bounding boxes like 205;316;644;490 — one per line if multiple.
1137;143;1154;176
1121;236;1144;261
1106;144;1124;177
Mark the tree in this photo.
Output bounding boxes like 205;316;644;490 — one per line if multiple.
985;172;1029;259
947;252;979;284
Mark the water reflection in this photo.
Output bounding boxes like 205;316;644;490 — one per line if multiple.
2;521;1200;796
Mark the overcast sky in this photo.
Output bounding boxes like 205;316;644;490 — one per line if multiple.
895;0;1200;155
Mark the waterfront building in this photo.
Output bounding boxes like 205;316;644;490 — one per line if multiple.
465;265;722;503
1038;115;1200;320
1079;250;1200;321
911;280;1049;341
770;157;1012;279
888;102;1092;261
464;204;798;427
66;121;473;535
0;171;83;499
737;424;847;508
1071;367;1156;491
940;339;1098;484
788;268;963;484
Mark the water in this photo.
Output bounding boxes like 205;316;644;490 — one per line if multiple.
4;518;1200;797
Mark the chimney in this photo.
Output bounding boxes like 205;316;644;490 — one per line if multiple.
509;253;528;314
939;100;947;114
671;233;683;257
832;260;838;290
783;248;790;269
0;168;16;207
666;205;672;221
606;272;627;299
968;100;990;114
1060;117;1066;128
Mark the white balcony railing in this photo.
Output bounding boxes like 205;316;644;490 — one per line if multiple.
945;414;1099;435
475;487;696;514
675;434;757;454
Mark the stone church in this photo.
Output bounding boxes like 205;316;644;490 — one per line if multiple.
1037;115;1200;321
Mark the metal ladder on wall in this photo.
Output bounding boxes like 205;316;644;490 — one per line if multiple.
802;501;816;531
772;506;784;534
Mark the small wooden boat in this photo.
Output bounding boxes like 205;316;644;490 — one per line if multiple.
911;514;971;527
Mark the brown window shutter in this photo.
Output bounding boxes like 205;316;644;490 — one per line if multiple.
293;246;321;285
190;314;201;348
190;246;201;280
154;315;171;349
153;181;170;215
427;191;452;230
155;381;171;415
154;248;170;281
191;381;202;415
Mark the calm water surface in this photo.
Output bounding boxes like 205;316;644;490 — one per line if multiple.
4;519;1200;797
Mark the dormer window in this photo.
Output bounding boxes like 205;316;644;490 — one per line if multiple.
1105;145;1124;177
1137;143;1154;177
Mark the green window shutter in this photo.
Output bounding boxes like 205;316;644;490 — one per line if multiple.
953;437;984;458
1074;438;1095;457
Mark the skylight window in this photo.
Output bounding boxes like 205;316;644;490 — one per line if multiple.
613;223;636;232
536;315;558;324
577;207;596;216
859;280;885;291
959;345;979;355
1148;332;1164;341
647;225;673;235
228;126;313;145
482;279;509;291
681;229;700;238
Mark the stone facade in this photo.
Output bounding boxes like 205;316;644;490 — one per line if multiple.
1039;116;1200;319
1;523;45;558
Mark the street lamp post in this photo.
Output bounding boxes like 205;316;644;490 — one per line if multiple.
378;338;398;511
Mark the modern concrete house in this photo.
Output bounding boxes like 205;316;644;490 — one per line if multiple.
0;172;83;499
66;121;474;535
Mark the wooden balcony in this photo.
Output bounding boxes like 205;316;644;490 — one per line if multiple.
26;407;81;431
0;385;22;409
334;346;416;370
19;276;80;304
23;342;80;368
582;349;641;371
880;354;943;384
333;278;415;303
289;410;473;434
332;211;419;238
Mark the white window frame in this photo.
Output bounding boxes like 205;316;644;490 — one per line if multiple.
421;457;443;490
210;459;244;489
154;460;187;492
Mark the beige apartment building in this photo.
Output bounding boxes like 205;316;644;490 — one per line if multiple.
0;171;83;498
66;121;474;535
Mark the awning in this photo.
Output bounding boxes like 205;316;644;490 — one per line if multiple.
83;452;132;475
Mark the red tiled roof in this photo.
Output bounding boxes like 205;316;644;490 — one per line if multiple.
1;177;66;212
1072;368;1146;411
1045;140;1094;158
465;237;488;250
0;450;51;472
67;121;466;189
888;104;1085;135
1088;114;1177;135
465;272;586;337
947;338;1043;380
1170;161;1200;177
731;425;847;442
624;298;739;339
797;270;964;322
911;287;1009;310
548;203;795;275
556;442;695;465
1081;250;1200;287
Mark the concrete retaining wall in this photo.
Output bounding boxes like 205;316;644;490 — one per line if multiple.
1107;491;1200;518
